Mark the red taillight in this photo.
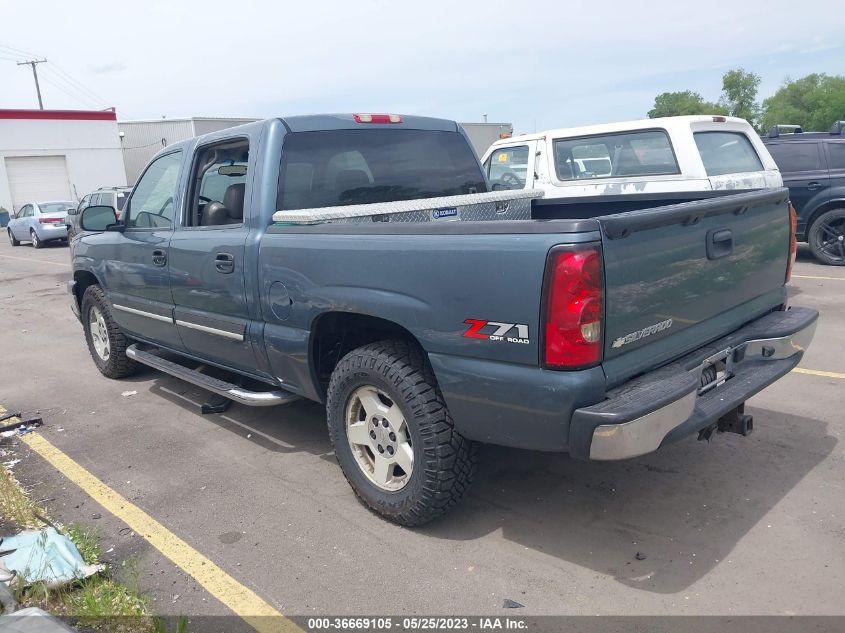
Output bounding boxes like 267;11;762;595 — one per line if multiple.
542;244;604;369
38;217;62;224
712;116;727;122
786;203;797;282
353;113;402;124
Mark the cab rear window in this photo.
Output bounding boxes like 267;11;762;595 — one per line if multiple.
553;130;679;181
278;130;486;210
694;131;764;176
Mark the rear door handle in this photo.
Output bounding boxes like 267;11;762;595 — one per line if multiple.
152;249;167;267
215;252;235;274
807;182;822;190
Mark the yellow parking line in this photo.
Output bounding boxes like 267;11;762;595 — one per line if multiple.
792;367;845;380
792;274;845;281
0;254;70;267
21;433;300;633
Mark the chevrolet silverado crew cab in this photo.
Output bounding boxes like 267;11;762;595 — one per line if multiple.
69;113;816;526
481;116;782;216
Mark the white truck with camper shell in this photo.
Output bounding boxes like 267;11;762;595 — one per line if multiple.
481;116;782;203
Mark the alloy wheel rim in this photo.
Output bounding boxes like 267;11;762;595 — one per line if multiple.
89;306;110;361
345;385;414;491
816;218;845;262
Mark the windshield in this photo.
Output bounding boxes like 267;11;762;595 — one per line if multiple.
39;202;74;214
278;129;486;210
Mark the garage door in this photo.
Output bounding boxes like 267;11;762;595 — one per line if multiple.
4;155;72;211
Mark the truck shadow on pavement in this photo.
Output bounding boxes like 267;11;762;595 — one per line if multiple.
129;372;836;595
423;407;835;594
142;372;333;457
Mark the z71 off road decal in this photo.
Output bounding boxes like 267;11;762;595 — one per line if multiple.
463;319;530;345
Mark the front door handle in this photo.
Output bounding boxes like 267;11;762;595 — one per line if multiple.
152;249;167;267
215;252;235;274
807;182;822;190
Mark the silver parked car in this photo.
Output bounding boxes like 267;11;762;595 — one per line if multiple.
7;201;76;248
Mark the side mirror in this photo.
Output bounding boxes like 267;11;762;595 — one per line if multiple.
80;205;119;232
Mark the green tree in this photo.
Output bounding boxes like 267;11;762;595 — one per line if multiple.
719;68;761;126
760;74;845;133
647;90;726;118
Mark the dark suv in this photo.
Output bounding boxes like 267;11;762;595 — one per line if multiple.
763;122;845;265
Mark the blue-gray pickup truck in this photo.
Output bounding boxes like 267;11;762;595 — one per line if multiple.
69;113;817;525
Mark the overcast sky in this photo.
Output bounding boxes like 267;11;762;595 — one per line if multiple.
1;0;842;133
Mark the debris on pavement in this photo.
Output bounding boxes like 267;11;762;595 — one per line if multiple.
0;580;18;613
0;419;43;440
502;599;524;609
0;607;77;632
0;528;104;588
120;391;137;398
635;551;647;560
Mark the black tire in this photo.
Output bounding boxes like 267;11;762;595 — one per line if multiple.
81;285;138;379
30;230;42;249
8;229;20;247
808;208;845;266
326;340;477;526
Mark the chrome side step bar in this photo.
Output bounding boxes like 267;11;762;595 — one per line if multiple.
126;344;300;407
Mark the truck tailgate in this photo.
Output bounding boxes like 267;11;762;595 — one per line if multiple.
598;188;791;387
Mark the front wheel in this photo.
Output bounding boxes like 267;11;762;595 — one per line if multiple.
808;209;845;265
30;230;42;249
8;229;20;247
326;340;477;526
81;285;138;379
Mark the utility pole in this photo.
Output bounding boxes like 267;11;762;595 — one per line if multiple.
17;59;47;109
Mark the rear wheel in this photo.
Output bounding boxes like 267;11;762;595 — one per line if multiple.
30;230;42;249
326;340;477;526
808;209;845;266
81;285;138;379
8;229;19;247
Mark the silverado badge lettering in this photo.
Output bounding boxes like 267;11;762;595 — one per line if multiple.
611;318;674;349
463;319;529;344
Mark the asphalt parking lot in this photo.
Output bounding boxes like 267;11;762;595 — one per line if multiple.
1;238;843;619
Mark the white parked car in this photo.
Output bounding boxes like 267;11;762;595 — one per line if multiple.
481;116;782;199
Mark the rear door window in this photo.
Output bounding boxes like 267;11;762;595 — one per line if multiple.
694;132;764;176
766;142;823;173
825;142;845;170
553;130;679;181
484;145;529;189
278;129;485;210
116;192;129;210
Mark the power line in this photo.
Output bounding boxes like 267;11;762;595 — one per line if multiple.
17;59;47;109
47;62;110;107
38;73;102;109
1;43;112;110
40;66;107;109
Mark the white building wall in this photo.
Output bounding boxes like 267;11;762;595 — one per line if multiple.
118;118;257;184
459;122;514;157
0;115;126;212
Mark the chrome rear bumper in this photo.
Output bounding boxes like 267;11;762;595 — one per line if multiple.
572;307;818;461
